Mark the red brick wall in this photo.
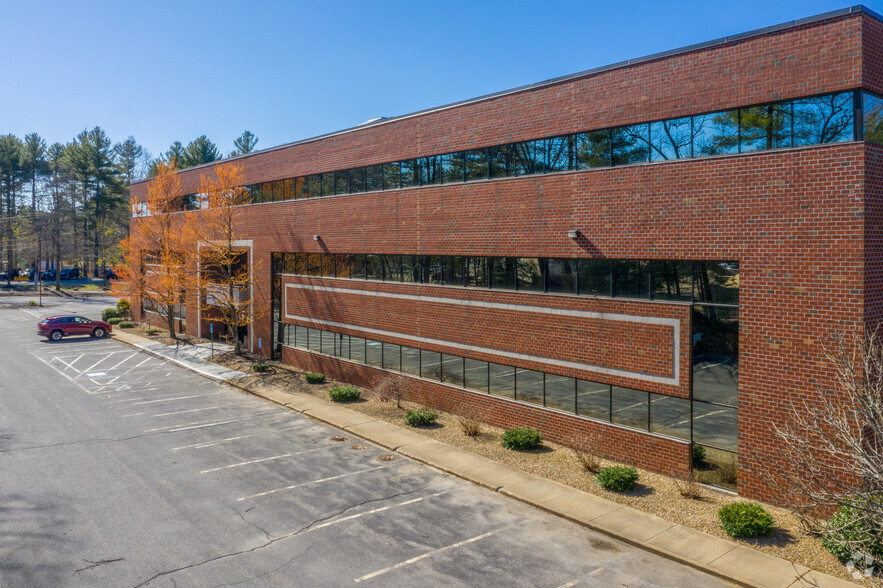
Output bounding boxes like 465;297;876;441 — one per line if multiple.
131;13;865;198
281;346;692;478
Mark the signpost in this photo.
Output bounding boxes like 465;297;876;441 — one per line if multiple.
210;323;214;357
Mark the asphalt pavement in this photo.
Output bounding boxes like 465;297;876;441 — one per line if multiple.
0;296;729;587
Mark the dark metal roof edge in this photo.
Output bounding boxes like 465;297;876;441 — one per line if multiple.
134;5;877;186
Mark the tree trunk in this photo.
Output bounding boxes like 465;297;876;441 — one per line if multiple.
167;305;176;339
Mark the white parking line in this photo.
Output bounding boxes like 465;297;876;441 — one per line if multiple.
106;352;139;371
148;406;219;418
19;308;40;318
353;526;506;582
237;465;388;500
124;356;155;373
77;355;116;378
52;354;83;372
200;443;338;474
131;394;218;405
171;434;255;451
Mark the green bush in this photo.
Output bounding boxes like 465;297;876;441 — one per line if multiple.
107;317;122;325
691;444;706;467
405;409;437;427
822;498;883;563
501;427;542;450
305;372;326;384
329;385;361;403
145;327;160;335
27;300;38;307
718;501;775;538
116;299;131;316
253;360;270;373
596;466;639;491
118;321;135;329
101;307;121;321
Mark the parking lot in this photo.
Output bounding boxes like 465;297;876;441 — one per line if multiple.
0;297;726;586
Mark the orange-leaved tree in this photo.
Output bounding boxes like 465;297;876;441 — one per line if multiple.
112;160;193;338
192;163;264;355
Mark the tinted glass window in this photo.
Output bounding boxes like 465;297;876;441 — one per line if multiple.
365;339;382;366
464;148;489;181
612;260;649;298
351;254;366;279
489;144;516;178
514;140;542;175
401;346;420;375
350;336;366;362
365;255;382;280
517;258;543;292
400;160;418;188
545;135;573;172
307;253;322;276
418;156;440;185
864;91;883;145
577;380;610;420
440;153;464;184
293;177;308;199
423;256;444;284
464;358;488;391
441;354;464;386
366;165;383;192
488;362;515;398
444;257;464;286
793;92;853;145
383;162;402;190
491;257;516;290
320;255;336;277
382;342;401;370
350;168;366;194
273;180;284;202
338;333;350;358
612;386;648;429
421;350;442;380
321;330;336;354
612;124;650;165
692;305;739;406
547;258;576;294
465;256;488;287
649;394;690;440
740;104;791;152
575;130;611;168
578;259;611;296
544;374;575;412
283;179;294;200
651;260;692;301
693;402;738;452
402;255;418;283
308;328;322;352
693;111;739;156
693;261;739;305
293;325;307;348
320;173;334;197
382;255;401;281
649;118;692;161
516;368;544;405
304;175;322;198
332;254;351;278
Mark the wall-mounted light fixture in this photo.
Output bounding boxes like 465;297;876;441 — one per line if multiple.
567;229;580;239
313;234;320;241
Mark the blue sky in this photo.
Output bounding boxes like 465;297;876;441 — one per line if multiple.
3;0;881;160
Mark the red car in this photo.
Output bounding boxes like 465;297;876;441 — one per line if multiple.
38;315;112;341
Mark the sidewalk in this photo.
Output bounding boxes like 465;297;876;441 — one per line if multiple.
110;330;854;588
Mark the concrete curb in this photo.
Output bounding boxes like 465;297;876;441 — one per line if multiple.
108;332;854;588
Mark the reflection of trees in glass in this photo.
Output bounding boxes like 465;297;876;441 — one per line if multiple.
740;104;791;151
651;260;691;300
692;305;739;358
516;258;543;291
694;261;739;305
464;149;489;181
612;125;649;165
546;136;573;171
793;93;853;145
864;92;883;145
694;111;739;155
650;118;692;160
575;131;611;168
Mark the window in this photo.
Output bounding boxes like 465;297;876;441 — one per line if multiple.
303;174;322;198
465;256;488;287
350;336;366;362
320;173;334;197
516;258;543;292
366;165;383;192
693;111;739;156
383;162;402;190
441;354;463;386
740;104;791;152
366;339;382;366
283;178;294;200
464;358;488;391
612;124;650;165
650;260;692;301
577;380;610;421
402;346;420;375
321;330;336;354
400;159;418;188
464;148;489;181
612;260;649;298
547;259;577;294
421;350;442;380
544;374;575;412
693;261;739;305
338;333;350;358
649;394;690;440
489;145;517;178
575;130;611;168
491;257;516;290
864;91;883;145
650;118;692;160
307;253;322;276
516;368;544;405
693;402;737;452
350;168;366;194
443;257;464;286
612;386;649;429
382;255;402;282
489;362;515;398
578;259;611;296
418;156;440;185
545;135;573;172
692;305;739;406
308;328;322;352
382;342;401;370
440;153;465;184
365;255;382;280
402;255;418;283
793;92;853;145
514;140;542;175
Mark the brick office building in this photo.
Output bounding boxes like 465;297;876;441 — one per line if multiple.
130;6;883;500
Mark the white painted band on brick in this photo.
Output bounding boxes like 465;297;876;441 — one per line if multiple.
283;282;680;386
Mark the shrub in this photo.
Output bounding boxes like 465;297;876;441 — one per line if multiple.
674;470;704;500
145;327;160;335
107;317;122;325
596;466;639;491
691;444;706;467
118;321;135;328
405;409;437;427
718;501;775;538
329;385;361;403
822;498;883;563
253;360;270;373
101;307;121;321
116;299;131;316
27;300;38;307
305;372;326;384
501;427;542;450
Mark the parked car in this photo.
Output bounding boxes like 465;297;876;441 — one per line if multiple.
59;267;80;280
40;269;56;281
38;315;112;341
0;269;21;280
